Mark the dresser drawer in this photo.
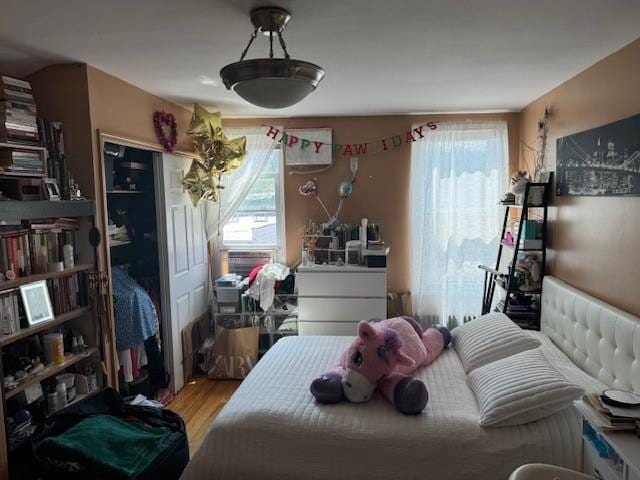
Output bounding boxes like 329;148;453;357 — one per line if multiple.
297;271;386;298
298;297;386;323
298;321;358;336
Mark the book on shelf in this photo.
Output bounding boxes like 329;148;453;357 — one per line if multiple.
0;76;39;146
0;271;87;336
0;289;21;335
38;119;68;198
0;228;32;278
1;99;37;114
0;218;79;279
28;219;78;275
46;271;88;314
0;147;44;176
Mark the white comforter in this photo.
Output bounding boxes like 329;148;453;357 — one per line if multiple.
182;332;605;480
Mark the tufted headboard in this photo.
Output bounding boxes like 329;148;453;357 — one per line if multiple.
541;276;640;393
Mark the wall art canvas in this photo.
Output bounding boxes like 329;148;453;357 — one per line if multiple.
556;113;640;196
284;128;333;166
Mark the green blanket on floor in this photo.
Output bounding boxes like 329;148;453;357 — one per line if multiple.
38;414;172;479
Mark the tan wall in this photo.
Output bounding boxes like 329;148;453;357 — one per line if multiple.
226;113;519;292
28;64;94;198
519;38;640;317
86;65;194;157
85;65;194;266
28;64;194;199
27;63;520;294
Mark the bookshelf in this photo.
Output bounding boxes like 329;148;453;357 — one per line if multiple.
0;73;107;480
479;176;552;330
0;199;102;480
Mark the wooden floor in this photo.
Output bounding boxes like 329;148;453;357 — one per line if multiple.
168;376;241;455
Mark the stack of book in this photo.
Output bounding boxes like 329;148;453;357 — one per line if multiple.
47;271;87;314
0;76;39;146
0;218;79;281
577;393;640;432
0;148;44;177
28;218;78;274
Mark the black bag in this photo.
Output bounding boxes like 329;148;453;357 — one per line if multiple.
31;388;189;480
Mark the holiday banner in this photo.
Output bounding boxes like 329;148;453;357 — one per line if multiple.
264;122;439;157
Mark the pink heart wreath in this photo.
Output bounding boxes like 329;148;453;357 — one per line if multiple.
153;110;178;152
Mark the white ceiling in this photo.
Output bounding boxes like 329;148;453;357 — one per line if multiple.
1;0;639;117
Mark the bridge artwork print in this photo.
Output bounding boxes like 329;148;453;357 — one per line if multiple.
556;113;640;196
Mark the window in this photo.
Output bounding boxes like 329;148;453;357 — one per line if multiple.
221;148;285;259
410;121;508;327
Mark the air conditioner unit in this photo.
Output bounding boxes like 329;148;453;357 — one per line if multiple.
226;250;274;278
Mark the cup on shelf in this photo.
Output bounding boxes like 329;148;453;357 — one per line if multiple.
63;244;75;269
42;333;64;365
48;261;64;273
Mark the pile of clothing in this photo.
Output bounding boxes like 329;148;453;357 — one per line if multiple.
245;263;291;310
108;216;130;244
111;267;169;403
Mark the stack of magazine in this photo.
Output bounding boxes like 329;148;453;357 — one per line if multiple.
576;393;640;434
0;76;39;146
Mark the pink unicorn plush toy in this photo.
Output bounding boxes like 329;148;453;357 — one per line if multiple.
310;317;451;414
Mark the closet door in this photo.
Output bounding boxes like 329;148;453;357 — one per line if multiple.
158;153;209;393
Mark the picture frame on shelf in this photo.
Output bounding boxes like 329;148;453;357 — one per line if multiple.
19;280;55;326
41;178;61;200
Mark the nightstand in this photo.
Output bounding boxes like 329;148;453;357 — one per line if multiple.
581;417;640;480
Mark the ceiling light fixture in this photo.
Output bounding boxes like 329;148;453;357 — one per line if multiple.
219;6;325;109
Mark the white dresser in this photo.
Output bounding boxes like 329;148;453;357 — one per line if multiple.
296;265;387;335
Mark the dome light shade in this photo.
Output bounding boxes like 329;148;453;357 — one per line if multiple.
220;58;324;109
219;7;325;109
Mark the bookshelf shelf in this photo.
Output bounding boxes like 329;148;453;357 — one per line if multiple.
4;347;97;400
0;200;95;220
0;172;45;179
0;306;91;347
0;143;47;152
500;242;543;252
0;264;93;292
106;190;145;194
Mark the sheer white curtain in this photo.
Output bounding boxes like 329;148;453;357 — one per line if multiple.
204;126;279;241
410;121;508;328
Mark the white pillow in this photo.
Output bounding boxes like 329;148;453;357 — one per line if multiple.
452;312;540;372
467;348;584;427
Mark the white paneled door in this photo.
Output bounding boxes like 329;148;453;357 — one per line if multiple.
158;153;209;393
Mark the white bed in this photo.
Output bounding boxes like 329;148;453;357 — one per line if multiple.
181;277;640;480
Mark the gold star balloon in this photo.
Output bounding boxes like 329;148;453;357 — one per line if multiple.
182;104;248;205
